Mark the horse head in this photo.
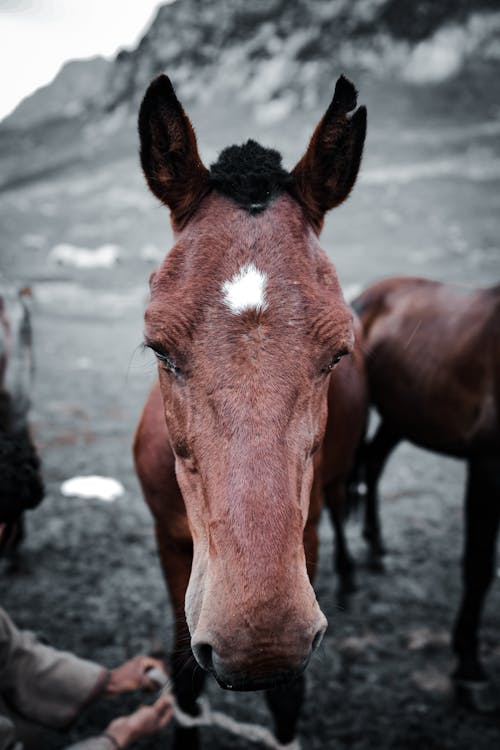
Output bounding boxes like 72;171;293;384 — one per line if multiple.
138;75;366;690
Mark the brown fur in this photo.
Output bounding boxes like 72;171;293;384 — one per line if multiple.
356;277;499;456
355;276;500;700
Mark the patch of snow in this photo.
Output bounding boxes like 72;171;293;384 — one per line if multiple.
49;243;120;269
61;475;124;502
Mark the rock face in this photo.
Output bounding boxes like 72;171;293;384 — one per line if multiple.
3;57;111;130
3;0;500;130
97;0;500;118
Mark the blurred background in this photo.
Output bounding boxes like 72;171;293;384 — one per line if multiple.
0;1;499;748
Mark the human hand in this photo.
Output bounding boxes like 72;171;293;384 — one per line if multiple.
105;695;173;748
105;655;167;695
106;694;173;748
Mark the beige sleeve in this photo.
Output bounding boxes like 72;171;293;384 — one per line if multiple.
64;736;116;750
0;608;109;730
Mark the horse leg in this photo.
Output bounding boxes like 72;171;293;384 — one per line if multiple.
452;457;500;713
264;472;322;746
264;678;305;748
363;421;399;566
155;524;206;750
325;477;356;601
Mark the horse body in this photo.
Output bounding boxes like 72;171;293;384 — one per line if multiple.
134;74;367;746
358;277;499;456
355;276;500;711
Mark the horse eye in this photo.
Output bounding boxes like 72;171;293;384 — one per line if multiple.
158;354;182;376
147;344;182;376
324;349;348;373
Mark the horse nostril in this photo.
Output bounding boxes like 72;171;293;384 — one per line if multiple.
312;626;326;653
192;641;214;672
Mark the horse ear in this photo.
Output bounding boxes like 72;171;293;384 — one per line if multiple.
292;75;367;231
138;75;210;227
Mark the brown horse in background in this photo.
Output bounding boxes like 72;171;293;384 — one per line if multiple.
354;276;500;713
134;74;367;748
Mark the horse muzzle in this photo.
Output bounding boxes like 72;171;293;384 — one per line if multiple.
191;616;327;691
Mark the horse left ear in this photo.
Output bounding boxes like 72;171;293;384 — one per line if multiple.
292;75;367;232
138;75;210;228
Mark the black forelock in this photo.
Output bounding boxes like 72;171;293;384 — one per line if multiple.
209;140;293;214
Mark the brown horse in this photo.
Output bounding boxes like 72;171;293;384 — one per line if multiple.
353;276;500;712
134;74;367;748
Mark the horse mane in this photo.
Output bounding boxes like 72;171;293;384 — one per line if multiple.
209;140;293;214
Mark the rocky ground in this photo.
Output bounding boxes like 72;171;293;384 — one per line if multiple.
1;73;499;749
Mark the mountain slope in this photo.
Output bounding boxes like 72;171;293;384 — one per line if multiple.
3;57;111;130
3;0;500;132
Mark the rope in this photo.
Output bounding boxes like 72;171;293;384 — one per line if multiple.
173;698;300;749
156;674;301;750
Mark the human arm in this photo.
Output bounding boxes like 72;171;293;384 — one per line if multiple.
64;695;173;750
0;608;107;730
0;608;165;730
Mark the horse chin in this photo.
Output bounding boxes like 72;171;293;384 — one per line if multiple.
211;656;310;692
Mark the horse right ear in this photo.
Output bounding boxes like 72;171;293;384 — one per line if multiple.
292;75;367;232
138;75;210;228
